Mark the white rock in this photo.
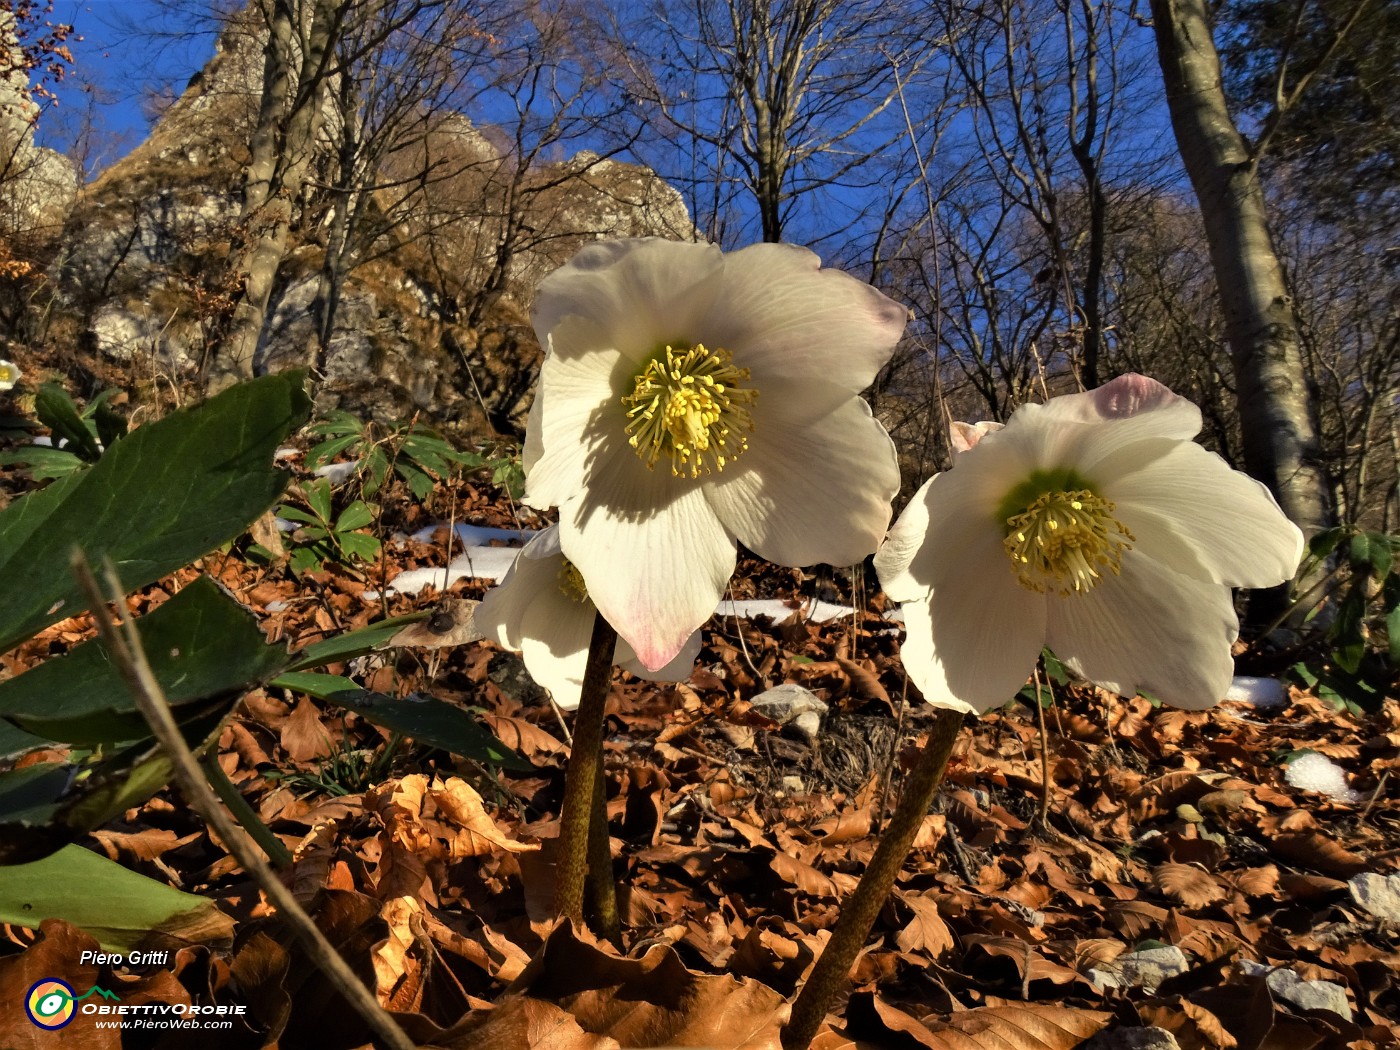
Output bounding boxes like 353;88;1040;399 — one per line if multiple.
1240;961;1352;1021
1350;872;1400;922
1088;946;1189;992
1085;1028;1182;1050
749;683;828;741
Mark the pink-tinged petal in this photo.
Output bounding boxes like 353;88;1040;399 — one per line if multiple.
617;629;701;684
995;375;1203;474
705;390;899;567
950;420;1003;454
699;243;908;392
895;523;1047;714
531;239;724;363
1046;554;1238;710
558;447;735;670
523;342;629;511
1099;441;1304;588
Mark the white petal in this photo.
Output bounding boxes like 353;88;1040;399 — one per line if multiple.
1100;441;1304;588
699;243;908;393
617;629;702;684
476;529;551;655
1046;554;1238;710
531;238;724;363
558;445;735;670
518;584;599;710
523;342;626;510
896;523;1047;714
704;390;899;567
875;433;1034;600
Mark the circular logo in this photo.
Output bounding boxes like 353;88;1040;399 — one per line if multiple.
25;979;77;1030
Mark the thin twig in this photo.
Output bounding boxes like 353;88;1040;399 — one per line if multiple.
72;553;414;1050
1034;666;1052;829
200;752;292;868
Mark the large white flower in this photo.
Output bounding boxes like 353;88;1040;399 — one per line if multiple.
476;526;701;709
874;374;1305;714
525;238;906;670
0;360;20;392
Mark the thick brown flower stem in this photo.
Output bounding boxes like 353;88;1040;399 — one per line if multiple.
783;708;964;1050
552;612;617;926
587;758;623;946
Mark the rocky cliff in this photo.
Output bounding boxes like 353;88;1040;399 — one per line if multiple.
44;10;692;435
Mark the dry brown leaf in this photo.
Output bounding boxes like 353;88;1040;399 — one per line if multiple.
390;599;481;648
920;1003;1110;1050
894;892;955;959
437;995;622;1050
1155;863;1227;909
281;695;336;762
429;776;541;857
1271;832;1369;878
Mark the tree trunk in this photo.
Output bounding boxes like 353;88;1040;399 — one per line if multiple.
208;0;339;392
1149;0;1333;555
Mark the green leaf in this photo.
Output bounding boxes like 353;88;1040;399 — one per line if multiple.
0;445;87;480
35;382;102;461
0;845;234;950
335;531;381;563
92;393;128;449
335;500;375;532
304;476;334;522
282;611;426;672
325;690;532;771
1042;648;1070;686
0;577;286;745
0;372;310;653
269;671;360;697
304;433;361;470
1385;575;1400;664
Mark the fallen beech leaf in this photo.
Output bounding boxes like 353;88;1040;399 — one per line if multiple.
429;776;540;856
1155;863;1226;909
481;713;570;760
510;922;787;1049
437;995;621;1049
857;999;1111;1050
1272;832;1369;879
281;695;336;762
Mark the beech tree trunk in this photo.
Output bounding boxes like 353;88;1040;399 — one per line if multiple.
1149;0;1333;551
207;0;339;392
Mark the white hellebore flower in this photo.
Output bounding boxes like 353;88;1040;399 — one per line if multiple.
0;359;20;392
525;238;906;670
874;374;1305;714
476;526;701;709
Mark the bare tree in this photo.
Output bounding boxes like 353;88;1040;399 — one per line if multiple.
615;0;938;245
1148;0;1350;548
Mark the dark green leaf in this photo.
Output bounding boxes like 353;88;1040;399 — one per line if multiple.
0;577;285;745
335;500;374;532
282;611;426;672
305;433;361;470
0;372;310;652
35;382;102;461
325;690;531;771
0;445;86;480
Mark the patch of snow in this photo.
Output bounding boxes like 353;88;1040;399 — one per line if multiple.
313;459;361;486
1283;751;1364;803
1224;676;1289;709
410;523;537;547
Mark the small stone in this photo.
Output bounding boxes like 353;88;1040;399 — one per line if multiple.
1196;789;1248;816
749;684;828;742
1084;1027;1182;1050
1350;872;1400;922
1240;962;1352;1021
1088;946;1189;992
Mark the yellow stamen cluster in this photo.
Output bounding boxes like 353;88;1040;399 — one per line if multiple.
1004;489;1133;595
557;559;589;602
622;343;757;478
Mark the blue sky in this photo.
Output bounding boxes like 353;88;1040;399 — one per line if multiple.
39;0;220;168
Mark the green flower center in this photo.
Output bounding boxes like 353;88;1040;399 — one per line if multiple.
557;558;589;602
621;343;758;478
998;469;1134;595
